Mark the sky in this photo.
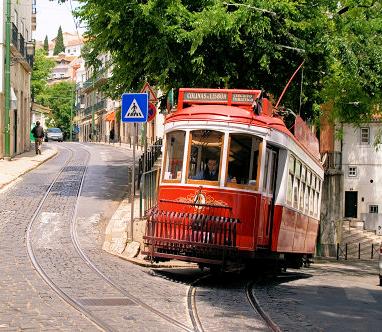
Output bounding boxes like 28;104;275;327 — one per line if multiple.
34;0;84;42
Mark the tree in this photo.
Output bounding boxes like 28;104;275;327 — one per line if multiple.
43;82;75;138
321;0;382;124
43;35;49;55
56;0;382;123
31;48;55;101
53;26;65;55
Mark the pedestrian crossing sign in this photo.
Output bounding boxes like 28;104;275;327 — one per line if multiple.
121;93;148;123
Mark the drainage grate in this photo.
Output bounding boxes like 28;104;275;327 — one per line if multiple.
78;298;136;306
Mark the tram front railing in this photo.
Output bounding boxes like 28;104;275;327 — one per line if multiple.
143;205;239;263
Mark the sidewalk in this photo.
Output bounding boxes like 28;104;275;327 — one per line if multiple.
0;144;57;190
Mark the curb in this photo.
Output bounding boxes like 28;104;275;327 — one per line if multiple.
0;147;58;190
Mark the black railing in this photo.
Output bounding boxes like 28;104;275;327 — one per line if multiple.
335;242;381;260
11;23;18;48
138;137;163;186
26;54;34;68
19;34;25;57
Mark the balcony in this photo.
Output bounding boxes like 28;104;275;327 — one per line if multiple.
11;23;18;48
82;65;111;92
19;34;25;57
84;99;107;115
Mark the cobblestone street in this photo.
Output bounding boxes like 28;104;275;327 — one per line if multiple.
0;143;381;331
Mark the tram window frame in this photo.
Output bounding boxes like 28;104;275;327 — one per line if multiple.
162;130;186;183
304;186;309;213
287;173;293;205
186;129;224;185
307;170;311;186
301;165;306;182
295;161;302;179
299;183;305;211
309;189;314;216
293;178;299;209
287;155;296;206
226;134;262;190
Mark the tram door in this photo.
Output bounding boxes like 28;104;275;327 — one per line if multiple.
257;147;278;246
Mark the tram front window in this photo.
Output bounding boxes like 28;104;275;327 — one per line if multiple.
227;134;262;188
163;131;186;182
188;130;223;182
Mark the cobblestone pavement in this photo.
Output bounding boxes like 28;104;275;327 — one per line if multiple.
5;142;379;332
0;145;95;331
253;259;382;332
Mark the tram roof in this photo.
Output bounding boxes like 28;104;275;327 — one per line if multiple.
165;104;290;134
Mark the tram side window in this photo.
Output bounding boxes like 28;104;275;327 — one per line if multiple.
163;131;186;181
188;130;223;182
227;134;261;186
286;156;295;205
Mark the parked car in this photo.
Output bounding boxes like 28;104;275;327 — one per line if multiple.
45;128;63;142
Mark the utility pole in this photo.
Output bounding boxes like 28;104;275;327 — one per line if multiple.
4;0;11;157
70;85;74;141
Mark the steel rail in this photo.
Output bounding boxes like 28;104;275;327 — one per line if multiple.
26;145;113;332
71;144;195;332
186;274;214;332
246;281;282;332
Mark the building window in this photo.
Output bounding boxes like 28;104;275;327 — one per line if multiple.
369;205;378;213
348;166;357;177
360;127;370;144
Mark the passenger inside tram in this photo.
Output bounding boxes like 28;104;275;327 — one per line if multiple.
188;130;223;182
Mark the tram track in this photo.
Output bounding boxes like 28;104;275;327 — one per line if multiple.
26;144;195;332
26;145;114;332
246;280;282;332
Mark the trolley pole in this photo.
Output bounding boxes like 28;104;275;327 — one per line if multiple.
4;0;11;157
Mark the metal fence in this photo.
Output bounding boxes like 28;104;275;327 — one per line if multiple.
139;168;161;218
318;243;381;260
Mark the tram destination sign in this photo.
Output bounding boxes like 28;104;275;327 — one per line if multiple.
183;91;257;104
183;92;228;102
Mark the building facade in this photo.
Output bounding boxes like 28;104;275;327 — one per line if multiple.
340;122;382;234
0;0;35;158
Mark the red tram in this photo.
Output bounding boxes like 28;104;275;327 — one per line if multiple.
143;88;324;269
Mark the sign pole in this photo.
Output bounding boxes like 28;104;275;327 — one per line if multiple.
130;122;136;242
121;92;149;242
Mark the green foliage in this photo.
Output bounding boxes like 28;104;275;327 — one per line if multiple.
43;35;49;55
31;48;55;100
42;82;75;137
53;26;65;55
32;47;74;138
54;0;382;124
322;0;382;125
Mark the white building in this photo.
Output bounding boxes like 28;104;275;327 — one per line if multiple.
48;32;83;57
340;122;382;234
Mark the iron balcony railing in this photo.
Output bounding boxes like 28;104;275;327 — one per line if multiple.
19;33;25;57
82;65;111;90
11;23;18;48
84;99;107;115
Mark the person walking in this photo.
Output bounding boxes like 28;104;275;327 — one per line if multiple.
31;121;44;155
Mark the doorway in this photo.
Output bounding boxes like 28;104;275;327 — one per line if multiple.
345;191;358;218
13;109;18;155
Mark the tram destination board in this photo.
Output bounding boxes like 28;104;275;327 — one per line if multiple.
181;88;262;106
121;93;148;123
